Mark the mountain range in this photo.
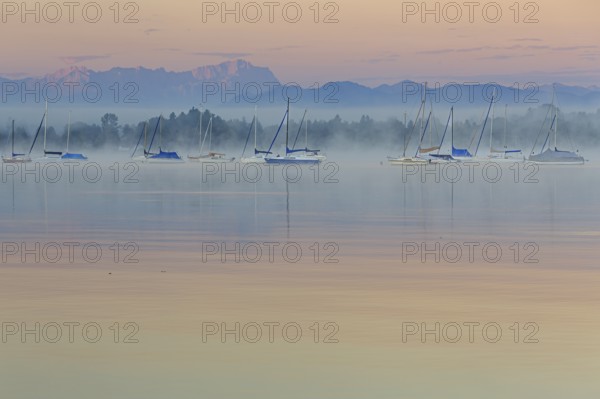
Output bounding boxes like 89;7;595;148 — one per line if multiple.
2;59;600;111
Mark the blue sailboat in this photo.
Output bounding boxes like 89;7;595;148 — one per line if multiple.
451;93;495;160
61;112;88;160
426;107;459;163
132;115;183;163
265;99;322;165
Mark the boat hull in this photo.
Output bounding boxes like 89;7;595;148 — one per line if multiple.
240;156;266;164
528;159;585;165
528;149;585;165
188;156;235;163
2;156;32;163
486;156;525;163
265;156;321;164
388;157;429;165
142;158;185;164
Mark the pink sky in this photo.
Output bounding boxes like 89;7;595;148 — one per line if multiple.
1;0;599;86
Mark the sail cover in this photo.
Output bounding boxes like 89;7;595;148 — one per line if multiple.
61;153;88;160
452;146;472;157
419;146;440;154
149;150;182;160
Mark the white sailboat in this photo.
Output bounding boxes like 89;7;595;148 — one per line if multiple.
240;106;267;164
388;83;430;165
264;99;322;164
188;109;234;163
487;101;523;162
528;89;584;165
287;109;326;162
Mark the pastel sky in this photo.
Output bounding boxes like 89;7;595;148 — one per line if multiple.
1;0;599;86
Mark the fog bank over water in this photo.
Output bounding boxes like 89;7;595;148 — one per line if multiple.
2;105;599;161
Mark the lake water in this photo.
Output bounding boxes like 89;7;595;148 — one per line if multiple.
1;155;599;398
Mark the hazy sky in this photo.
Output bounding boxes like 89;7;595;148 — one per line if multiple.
1;0;599;86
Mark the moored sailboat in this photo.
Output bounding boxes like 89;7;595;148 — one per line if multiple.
2;120;33;164
388;83;430;165
61;111;88;160
132;115;184;163
486;102;523;162
188;109;234;163
287;109;326;162
423;107;459;163
240;107;269;164
40;101;63;159
528;90;584;165
451;92;496;161
265;99;322;165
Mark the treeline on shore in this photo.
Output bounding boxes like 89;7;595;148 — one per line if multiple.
2;105;600;155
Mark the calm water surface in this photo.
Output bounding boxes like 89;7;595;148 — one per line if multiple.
1;158;599;398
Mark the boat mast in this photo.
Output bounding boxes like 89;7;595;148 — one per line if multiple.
552;86;557;150
209;116;213;152
504;104;508;150
305;110;308;150
286;97;290;155
11;120;15;155
429;98;433;148
420;83;426;147
144;122;147;152
254;106;257;152
451;107;454;152
415;111;432;157
66;111;71;153
403;111;407;154
199;106;203;151
43;100;48;153
159;115;162;150
490;90;496;155
555;107;558;150
451;106;454;151
474;93;494;157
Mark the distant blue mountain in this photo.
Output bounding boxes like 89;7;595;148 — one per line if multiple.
2;59;599;110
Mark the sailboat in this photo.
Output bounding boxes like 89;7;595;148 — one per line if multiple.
40;101;63;159
412;99;461;164
264;98;322;164
388;83;430;165
528;89;584;165
451;92;496;161
188;109;234;162
131;121;149;161
424;107;460;163
61;112;88;160
132;115;184;163
2;120;32;163
288;109;326;162
241;107;270;164
486;102;523;162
